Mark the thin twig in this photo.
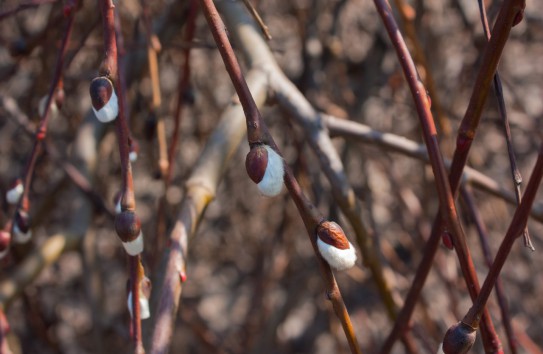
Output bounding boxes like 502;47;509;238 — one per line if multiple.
460;143;543;337
0;0;56;21
219;0;401;337
199;0;361;352
141;0;168;178
324;116;543;223
476;0;533;251
460;185;518;354
16;0;77;216
98;1;143;352
241;0;272;40
373;0;509;351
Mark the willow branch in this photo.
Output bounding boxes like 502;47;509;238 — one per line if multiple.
200;1;362;352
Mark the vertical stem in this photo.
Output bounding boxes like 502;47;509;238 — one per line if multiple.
99;1;142;352
462;144;543;328
460;186;518;354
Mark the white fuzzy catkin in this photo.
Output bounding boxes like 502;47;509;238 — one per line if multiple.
121;231;144;256
13;224;32;244
436;344;445;354
257;145;284;197
129;151;138;162
127;291;151;319
317;237;357;271
6;183;23;205
92;89;119;123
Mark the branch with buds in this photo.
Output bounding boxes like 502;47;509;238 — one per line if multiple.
199;1;360;353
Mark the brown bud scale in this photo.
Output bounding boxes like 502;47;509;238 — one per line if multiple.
89;77;114;111
442;322;476;354
245;145;268;184
115;211;141;243
317;221;350;250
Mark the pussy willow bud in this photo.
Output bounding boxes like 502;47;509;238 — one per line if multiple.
127;277;151;320
115;211;143;256
442;322;476;354
6;179;23;205
89;76;118;123
245;144;284;197
0;231;11;259
316;221;357;271
13;209;32;243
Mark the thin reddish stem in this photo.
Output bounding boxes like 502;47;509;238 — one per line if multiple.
373;0;505;352
18;0;77;214
198;0;361;352
462;144;543;329
461;186;519;354
166;0;198;185
99;0;141;351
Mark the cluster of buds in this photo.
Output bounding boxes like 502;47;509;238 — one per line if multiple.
316;221;357;271
245;144;284;197
127;276;151;320
115;211;144;256
89;76;118;123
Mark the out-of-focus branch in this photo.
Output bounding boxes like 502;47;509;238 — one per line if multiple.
0;114;105;309
145;70;269;354
324;116;543;223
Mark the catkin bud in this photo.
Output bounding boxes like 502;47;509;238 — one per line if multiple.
89;76;118;123
6;179;23;205
115;211;144;255
245;144;284;197
442;322;476;354
127;277;151;319
316;221;357;271
13;209;32;243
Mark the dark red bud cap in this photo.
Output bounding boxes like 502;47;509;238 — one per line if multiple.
317;221;350;250
89;77;114;111
115;211;141;243
246;145;268;184
442;322;476;354
0;231;11;252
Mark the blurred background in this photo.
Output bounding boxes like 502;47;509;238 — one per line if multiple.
1;0;542;353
